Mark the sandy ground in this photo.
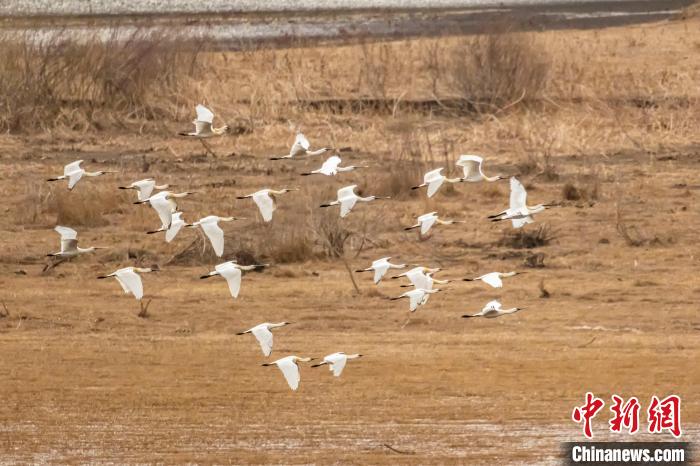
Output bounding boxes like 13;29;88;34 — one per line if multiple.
1;10;699;466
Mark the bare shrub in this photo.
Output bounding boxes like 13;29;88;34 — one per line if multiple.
312;209;352;258
0;29;201;133
498;223;554;249
48;185;127;227
446;30;549;109
563;179;600;202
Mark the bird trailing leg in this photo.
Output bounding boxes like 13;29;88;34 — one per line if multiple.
138;299;152;318
199;139;217;158
42;256;68;274
400;314;412;330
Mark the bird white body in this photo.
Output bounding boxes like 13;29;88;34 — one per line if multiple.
356;257;406;284
489;177;553;228
302;155;364;176
392;288;441;312
238;189;296;223
98;267;157;300
272;132;331;160
456;155;503;182
463;300;524;319
187;215;239;257
47;160;113;190
321;185;387;218
262;355;313;391
413;168;463;198
119;178;169;201
237;322;290;356
164;212;185;243
405;212;462;235
180;104;228;138
138;190;193;232
393;266;448;304
49;226;104;257
465;271;519;288
201;261;266;298
312;352;362;377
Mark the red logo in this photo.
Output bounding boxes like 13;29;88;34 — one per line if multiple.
647;395;682;438
572;393;682;438
609;395;640;434
572;392;605;439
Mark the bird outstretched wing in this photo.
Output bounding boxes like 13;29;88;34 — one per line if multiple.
116;269;144;300
63;160;83;176
320;156;341;175
457;155;483;182
201;221;225;257
216;262;242;298
276;358;301;390
251;325;274;356
150;195;174;230
480;273;503;288
165;213;184;242
326;353;347;377
253;191;275;222
510;177;528;210
195;104;215;123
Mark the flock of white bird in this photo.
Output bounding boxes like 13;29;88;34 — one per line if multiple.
45;104;557;391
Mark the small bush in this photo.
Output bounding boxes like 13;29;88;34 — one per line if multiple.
499;223;554;249
447;30;550;108
0;29;201;133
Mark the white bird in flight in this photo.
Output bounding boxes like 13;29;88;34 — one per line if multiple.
312;352;363;377
97;266;158;300
270;132;332;160
47;226;106;258
390;288;442;312
236;188;297;222
262;355;315;391
405;212;464;235
463;271;523;288
320;185;389;218
456;155;505;182
488;177;556;228
135;191;194;233
395;267;450;290
355;257;406;284
147;211;186;243
178;104;229;138
200;261;267;298
237;322;292;356
119;178;170;202
185;215;243;257
47;160;114;190
462;300;524;319
411;167;464;198
300;155;366;176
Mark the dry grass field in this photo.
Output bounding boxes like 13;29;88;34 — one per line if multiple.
1;9;699;464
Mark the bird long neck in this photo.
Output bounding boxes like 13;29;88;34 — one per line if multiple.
220;216;235;222
213;125;228;135
155;184;169;190
269;322;287;329
77;246;95;253
170;192;190;199
358;195;376;202
502;271;517;278
346;354;361;360
85;171;104;177
445;177;463;183
501;308;520;315
484;174;501;182
306;148;328;156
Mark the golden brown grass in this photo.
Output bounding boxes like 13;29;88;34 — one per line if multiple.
0;14;699;463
